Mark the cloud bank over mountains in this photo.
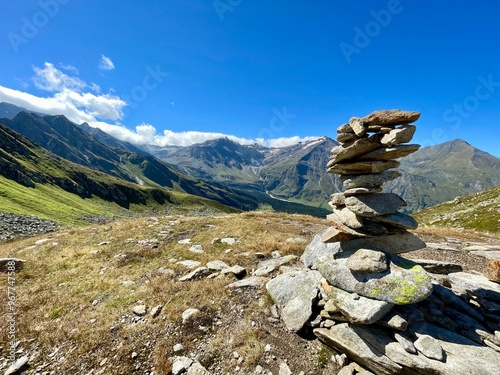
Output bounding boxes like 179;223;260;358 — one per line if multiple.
0;62;319;148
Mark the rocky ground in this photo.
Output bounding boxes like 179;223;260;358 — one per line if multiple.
0;213;499;375
0;212;59;241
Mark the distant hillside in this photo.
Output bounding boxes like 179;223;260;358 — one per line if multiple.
0;122;237;225
414;185;500;233
149;137;341;210
0;112;257;211
387;139;500;212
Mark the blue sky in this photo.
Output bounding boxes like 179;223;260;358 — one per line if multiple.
0;0;499;155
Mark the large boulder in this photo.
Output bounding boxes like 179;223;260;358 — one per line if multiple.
315;256;433;305
266;269;322;332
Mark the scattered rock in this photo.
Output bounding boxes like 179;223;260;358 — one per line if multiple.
172;356;193;375
278;361;292;375
484;260;500;283
132;304;147;316
181;308;200;324
178;239;192;245
4;355;29;375
226;277;266;289
221;265;246;279
150;305;163;318
206;260;229;271
179;267;211;282
414;334;444;361
253;255;297;276
173;343;184;354
188;244;204;253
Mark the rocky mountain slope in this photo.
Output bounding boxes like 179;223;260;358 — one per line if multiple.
0;112;256;211
414;185;500;234
0;122;237;225
149;137;500;213
387;139;500;212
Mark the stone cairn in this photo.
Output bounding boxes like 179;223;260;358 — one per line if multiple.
266;110;500;375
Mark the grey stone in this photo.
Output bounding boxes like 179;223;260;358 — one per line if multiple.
253;255;297;276
377;310;408;331
173;343;184;354
316;256;432;305
314;326;402;375
414;334;444;361
186;361;210;375
221;265;246;279
328;160;400;175
188;244;204;253
344;187;383;196
329;192;346;206
179;267;211;281
362;110;421;126
358;144;421;161
380;125;416;146
394;332;416;354
172;356;193;375
337;132;358;143
341;170;401;189
4;355;29;375
470;251;500;260
408;259;462;274
206;260;229;271
278;361;292;375
221;237;238;245
226;276;266;289
346;249;388;273
178;239;192;245
181;308;200;324
150;304;163;318
341;231;427;255
328;136;381;166
370;212;418;230
301;229;342;268
345;193;406;217
132;304;147;316
349;117;367;137
449;272;500;302
266;270;322;332
337;123;353;133
330;207;365;229
326;286;394;324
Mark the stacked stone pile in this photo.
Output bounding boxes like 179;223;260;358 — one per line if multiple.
315;109;433;307
266;110;500;375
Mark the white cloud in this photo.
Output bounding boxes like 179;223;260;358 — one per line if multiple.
0;62;321;149
33;62;87;92
59;63;79;74
99;55;115;71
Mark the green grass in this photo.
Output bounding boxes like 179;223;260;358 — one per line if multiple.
414;185;500;234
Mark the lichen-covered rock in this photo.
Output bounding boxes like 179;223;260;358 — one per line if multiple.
315;256;433;305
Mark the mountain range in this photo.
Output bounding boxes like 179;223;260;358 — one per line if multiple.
1;101;499;220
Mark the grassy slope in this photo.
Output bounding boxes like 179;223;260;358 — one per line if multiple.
0;213;330;374
414;185;500;234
